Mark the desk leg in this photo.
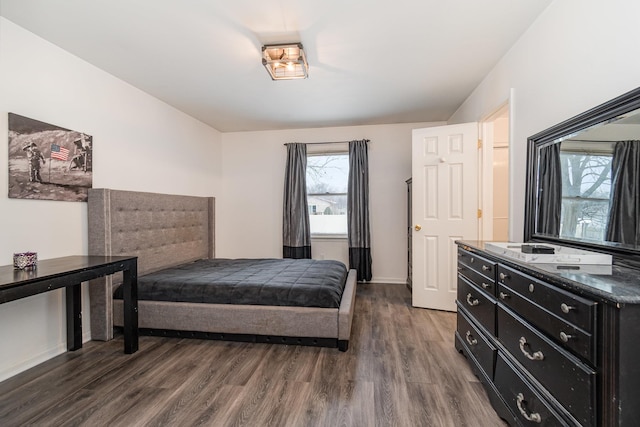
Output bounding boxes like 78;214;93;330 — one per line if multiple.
122;265;139;354
66;284;82;351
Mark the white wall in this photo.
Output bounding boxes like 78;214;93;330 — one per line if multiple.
0;18;222;381
449;0;640;241
218;122;443;284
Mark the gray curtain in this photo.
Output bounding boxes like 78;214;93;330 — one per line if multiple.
348;139;372;281
606;140;640;246
283;143;311;258
537;143;562;236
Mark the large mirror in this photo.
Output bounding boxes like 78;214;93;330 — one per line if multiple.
524;87;640;263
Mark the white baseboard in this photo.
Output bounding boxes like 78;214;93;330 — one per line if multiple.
0;332;93;383
0;342;67;383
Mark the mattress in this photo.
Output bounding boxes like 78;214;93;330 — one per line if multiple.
114;258;348;308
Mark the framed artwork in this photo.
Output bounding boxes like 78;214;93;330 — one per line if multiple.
8;113;93;202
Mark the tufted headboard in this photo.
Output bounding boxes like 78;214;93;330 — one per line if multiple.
88;188;215;341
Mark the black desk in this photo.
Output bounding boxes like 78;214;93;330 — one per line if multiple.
0;256;138;354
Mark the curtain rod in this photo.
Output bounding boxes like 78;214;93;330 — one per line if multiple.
563;139;617;143
283;140;369;146
562;139;640;143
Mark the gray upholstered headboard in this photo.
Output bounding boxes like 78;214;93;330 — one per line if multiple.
88;188;215;341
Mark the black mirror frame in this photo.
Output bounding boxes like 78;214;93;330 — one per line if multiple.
524;86;640;265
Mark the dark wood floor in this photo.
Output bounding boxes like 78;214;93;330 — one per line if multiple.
0;284;505;426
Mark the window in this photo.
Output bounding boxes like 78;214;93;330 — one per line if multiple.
559;152;612;241
306;153;349;235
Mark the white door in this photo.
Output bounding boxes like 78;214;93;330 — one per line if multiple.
412;123;479;311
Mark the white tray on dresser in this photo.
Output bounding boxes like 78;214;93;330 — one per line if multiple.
484;242;612;265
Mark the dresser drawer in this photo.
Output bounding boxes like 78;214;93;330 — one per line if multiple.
456;306;497;379
494;353;571;426
458;263;496;297
457;276;496;335
497;283;595;364
458;248;496;280
498;306;596;427
497;264;596;333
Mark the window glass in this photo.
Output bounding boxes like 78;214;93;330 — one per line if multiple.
559;152;612;241
306;154;349;235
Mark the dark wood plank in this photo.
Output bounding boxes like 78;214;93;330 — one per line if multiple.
0;283;506;426
9;337;175;426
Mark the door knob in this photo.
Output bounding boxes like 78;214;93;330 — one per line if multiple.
414;225;422;231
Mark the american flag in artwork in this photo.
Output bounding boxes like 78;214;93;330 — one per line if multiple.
50;144;70;161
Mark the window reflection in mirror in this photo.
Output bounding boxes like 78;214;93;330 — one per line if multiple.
535;106;640;249
559;145;612;241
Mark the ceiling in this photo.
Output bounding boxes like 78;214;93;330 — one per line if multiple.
0;0;552;132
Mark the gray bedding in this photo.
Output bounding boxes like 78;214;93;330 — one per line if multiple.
114;258;348;308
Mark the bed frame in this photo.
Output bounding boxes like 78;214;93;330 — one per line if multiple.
88;188;357;351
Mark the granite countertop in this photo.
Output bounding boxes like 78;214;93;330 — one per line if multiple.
457;240;640;305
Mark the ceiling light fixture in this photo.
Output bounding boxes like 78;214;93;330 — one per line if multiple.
262;43;309;80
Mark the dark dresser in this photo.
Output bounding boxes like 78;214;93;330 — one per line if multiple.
455;240;640;426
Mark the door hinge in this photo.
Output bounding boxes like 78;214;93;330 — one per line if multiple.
477;209;483;219
477;139;482;149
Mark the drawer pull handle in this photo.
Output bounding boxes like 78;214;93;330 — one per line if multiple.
560;303;574;314
519;337;544;361
499;291;510;300
466;293;480;306
516;393;542;423
499;272;508;281
465;331;477;346
482;265;490;271
481;282;491;289
560;332;573;342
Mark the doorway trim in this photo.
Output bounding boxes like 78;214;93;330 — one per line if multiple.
479;93;512;242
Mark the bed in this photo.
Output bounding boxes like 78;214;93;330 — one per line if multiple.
87;188;357;351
